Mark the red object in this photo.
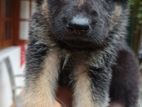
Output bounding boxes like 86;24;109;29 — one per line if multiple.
20;44;26;67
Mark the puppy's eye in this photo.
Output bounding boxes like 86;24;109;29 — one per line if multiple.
106;0;113;3
36;0;43;5
48;0;63;4
90;10;97;16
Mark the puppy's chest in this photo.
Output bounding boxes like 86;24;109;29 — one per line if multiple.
58;58;74;87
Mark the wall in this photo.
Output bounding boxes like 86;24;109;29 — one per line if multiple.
0;46;25;107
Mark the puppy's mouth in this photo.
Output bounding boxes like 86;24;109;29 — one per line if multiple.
57;39;104;51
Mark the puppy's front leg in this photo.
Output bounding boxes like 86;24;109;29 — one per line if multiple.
24;43;61;107
73;63;98;107
73;63;110;107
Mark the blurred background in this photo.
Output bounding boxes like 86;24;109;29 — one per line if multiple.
0;0;141;107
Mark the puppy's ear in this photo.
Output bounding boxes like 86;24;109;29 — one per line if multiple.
115;0;128;3
115;0;128;8
121;0;128;3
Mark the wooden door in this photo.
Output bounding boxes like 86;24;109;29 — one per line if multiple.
0;0;20;48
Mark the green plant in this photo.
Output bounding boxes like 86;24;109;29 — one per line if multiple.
137;2;142;24
128;0;142;54
129;0;142;24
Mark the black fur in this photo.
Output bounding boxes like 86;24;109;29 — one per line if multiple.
25;0;139;107
110;47;139;107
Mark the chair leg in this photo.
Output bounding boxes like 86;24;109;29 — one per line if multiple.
5;58;17;106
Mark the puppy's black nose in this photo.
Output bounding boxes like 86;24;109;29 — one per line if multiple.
68;22;89;31
67;15;90;31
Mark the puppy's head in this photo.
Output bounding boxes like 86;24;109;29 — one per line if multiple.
37;0;128;50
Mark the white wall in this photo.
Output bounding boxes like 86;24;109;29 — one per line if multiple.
0;47;25;107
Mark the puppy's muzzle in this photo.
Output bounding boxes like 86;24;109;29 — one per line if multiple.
66;15;90;33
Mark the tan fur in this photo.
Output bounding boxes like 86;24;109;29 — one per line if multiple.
42;0;49;15
24;49;61;107
77;0;86;7
73;62;99;107
111;3;122;25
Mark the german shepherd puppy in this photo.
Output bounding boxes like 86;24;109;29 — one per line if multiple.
24;0;139;107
